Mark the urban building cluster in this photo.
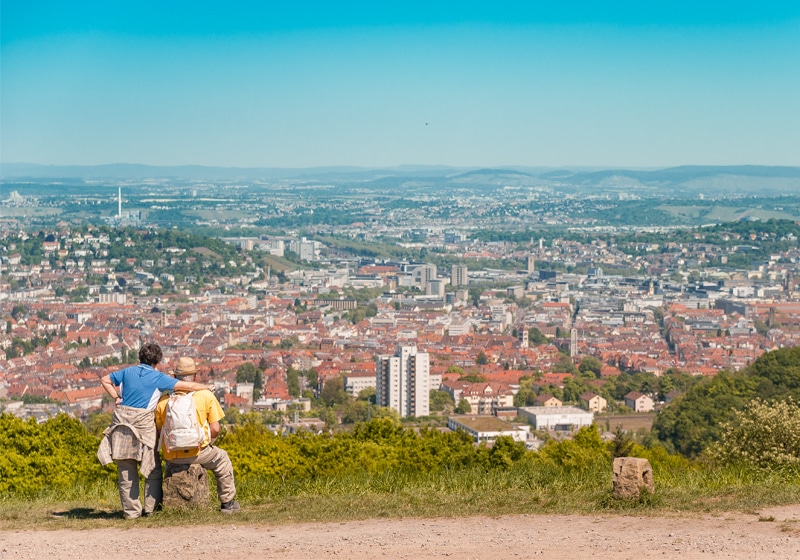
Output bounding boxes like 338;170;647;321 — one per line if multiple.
2;220;799;445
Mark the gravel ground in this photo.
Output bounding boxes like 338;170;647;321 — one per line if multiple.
2;505;800;559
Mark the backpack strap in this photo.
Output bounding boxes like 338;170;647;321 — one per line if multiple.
155;393;173;454
156;421;165;455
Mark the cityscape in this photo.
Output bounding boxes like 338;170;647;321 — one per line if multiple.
3;2;800;555
2;166;800;449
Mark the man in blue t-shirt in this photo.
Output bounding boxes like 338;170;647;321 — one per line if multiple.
99;342;212;518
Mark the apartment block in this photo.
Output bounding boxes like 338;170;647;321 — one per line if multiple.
376;345;430;417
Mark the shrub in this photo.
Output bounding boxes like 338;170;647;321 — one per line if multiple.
220;418;504;482
708;398;800;470
0;413;111;496
537;425;610;470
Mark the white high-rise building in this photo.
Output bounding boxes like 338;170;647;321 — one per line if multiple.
376;345;430;418
570;328;578;358
451;265;469;287
288;237;321;261
412;263;437;291
426;279;445;297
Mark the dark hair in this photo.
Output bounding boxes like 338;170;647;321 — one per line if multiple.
138;342;163;367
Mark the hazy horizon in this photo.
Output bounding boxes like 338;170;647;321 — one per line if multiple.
2;2;799;169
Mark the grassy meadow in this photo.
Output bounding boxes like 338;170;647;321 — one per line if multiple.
3;415;800;530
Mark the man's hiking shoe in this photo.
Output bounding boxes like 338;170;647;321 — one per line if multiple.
142;504;162;517
221;500;241;514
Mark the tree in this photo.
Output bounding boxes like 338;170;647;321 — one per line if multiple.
460;373;487;383
652;307;664;326
552;354;578;375
652;370;759;457
84;411;113;438
286;367;301;398
357;386;376;403
476;351;489;365
747;347;800;392
126;348;139;363
579;356;603;378
528;327;550;345
306;367;319;390
513;376;538;407
610;425;635;458
236;362;259;383
321;377;349;406
562;377;589;403
340;400;370;424
280;335;299;349
455;398;472;414
322;407;338;429
223;406;242;425
253;369;263;401
430;390;455;412
468;286;484;307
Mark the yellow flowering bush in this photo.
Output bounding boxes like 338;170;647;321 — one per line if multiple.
0;413;112;496
708;398;800;470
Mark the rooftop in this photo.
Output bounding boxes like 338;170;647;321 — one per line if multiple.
449;415;518;432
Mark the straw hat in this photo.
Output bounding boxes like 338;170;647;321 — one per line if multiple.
173;356;199;377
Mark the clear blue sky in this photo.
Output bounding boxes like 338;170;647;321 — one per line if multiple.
2;1;798;168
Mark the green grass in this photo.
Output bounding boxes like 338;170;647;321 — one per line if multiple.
258;253;304;272
659;205;800;223
0;207;62;217
4;463;800;530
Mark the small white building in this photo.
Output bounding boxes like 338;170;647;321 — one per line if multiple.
517;406;594;431
343;372;377;397
448;415;529;443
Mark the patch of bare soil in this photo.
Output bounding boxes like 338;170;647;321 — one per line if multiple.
2;506;800;559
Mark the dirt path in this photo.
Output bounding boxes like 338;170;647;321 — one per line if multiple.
2;506;800;559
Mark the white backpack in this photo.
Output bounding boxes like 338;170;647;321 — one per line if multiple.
159;392;209;453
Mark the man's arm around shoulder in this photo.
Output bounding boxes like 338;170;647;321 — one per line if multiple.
174;379;215;392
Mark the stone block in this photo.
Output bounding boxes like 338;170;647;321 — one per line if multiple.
612;457;655;499
163;463;210;509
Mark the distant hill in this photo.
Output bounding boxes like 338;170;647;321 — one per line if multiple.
2;163;799;196
449;168;539;186
555;166;800;195
0;163;471;182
